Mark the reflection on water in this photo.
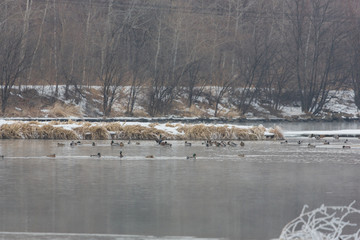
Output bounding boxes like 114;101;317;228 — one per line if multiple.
0;138;360;240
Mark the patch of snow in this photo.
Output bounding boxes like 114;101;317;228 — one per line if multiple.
284;129;360;137
15;107;22;111
245;112;253;118
206;108;215;116
281;106;303;116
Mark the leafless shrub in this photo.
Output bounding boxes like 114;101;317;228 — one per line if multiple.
279;202;360;240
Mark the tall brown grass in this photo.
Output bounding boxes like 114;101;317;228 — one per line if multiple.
176;124;266;140
269;126;284;140
0;121;272;140
0;122;78;139
47;102;81;117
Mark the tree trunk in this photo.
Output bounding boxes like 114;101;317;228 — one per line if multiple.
28;0;49;86
53;0;59;95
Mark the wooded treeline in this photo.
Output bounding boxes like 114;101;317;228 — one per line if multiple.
0;0;360;117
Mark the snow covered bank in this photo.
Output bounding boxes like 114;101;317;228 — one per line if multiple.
0;120;283;140
284;129;360;138
5;85;360;120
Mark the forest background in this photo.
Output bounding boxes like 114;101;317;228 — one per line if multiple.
1;0;360;119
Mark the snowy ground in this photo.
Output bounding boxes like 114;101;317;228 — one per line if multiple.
7;86;360;119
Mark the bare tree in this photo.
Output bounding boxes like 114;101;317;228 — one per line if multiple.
209;63;234;117
346;1;360;109
0;30;28;113
285;0;347;114
124;4;152;115
27;0;50;87
0;1;31;114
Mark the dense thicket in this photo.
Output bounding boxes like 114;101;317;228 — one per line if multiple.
0;0;359;116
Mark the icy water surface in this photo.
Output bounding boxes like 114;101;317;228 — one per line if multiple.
0;138;360;240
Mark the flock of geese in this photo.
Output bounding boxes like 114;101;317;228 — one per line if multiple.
1;134;355;160
49;138;247;160
280;134;354;149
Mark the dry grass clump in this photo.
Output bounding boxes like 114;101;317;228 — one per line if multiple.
47;102;81;117
104;122;123;132
75;123;175;140
38;125;78;139
120;125;171;140
50;126;78;139
177;124;267;140
49;121;61;125
89;126;108;139
73;124;109;140
0;121;270;140
269;126;284;140
177;124;211;139
232;127;256;140
165;122;175;128
0;123;24;139
250;125;266;139
223;108;242;119
149;123;159;128
0;122;78;139
28;121;40;125
188;105;206;117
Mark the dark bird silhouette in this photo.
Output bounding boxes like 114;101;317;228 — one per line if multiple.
91;153;101;157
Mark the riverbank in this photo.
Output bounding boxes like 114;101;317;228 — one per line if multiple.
3;86;360;121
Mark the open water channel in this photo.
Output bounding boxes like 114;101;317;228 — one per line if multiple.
0;122;360;240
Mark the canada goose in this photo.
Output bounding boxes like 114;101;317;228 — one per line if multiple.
343;145;351;149
46;154;56;158
146;155;154;158
185;141;192;147
215;141;226;147
240;141;245;147
120;151;124;158
90;153;101;157
280;140;288;144
128;139;131;144
160;141;172;147
324;140;330;145
0;155;4;158
307;143;316;148
136;142;140;145
344;139;349;144
70;141;77;146
92;142;96;146
77;141;82;145
298;140;303;144
228;141;237;147
156;135;163;144
57;143;65;147
187;153;196;160
111;140;120;146
119;142;124;147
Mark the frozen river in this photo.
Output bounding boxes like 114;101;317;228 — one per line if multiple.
0;135;360;239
